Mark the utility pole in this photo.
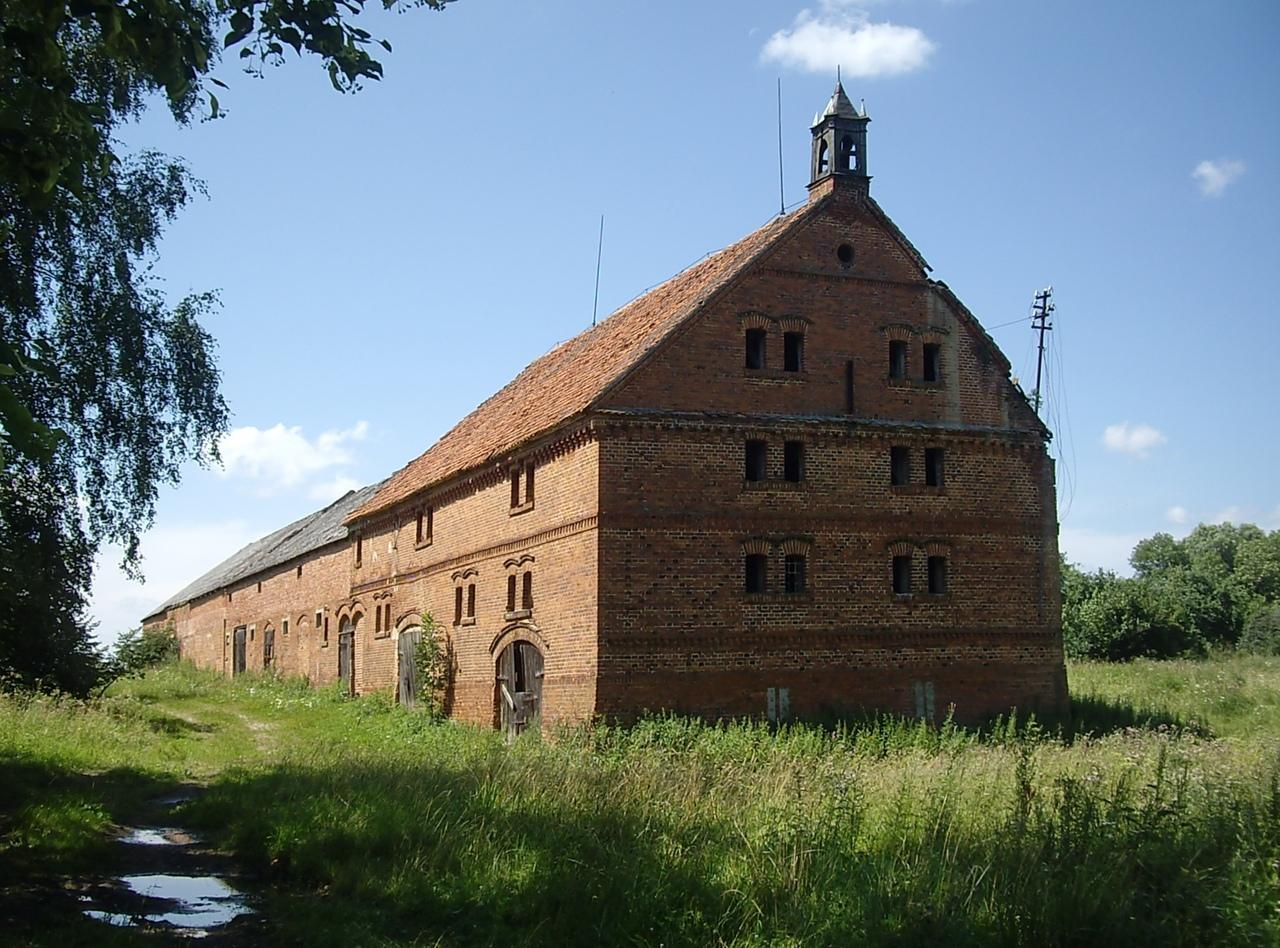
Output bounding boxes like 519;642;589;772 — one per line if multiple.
1031;286;1054;415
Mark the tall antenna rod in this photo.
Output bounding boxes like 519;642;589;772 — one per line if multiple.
1031;286;1054;415
776;78;785;215
592;214;605;327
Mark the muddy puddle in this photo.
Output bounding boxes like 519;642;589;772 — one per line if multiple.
77;788;259;940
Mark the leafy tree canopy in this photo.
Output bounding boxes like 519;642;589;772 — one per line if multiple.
1064;523;1280;661
0;0;454;692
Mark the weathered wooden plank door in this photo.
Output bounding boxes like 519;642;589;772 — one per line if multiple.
232;626;247;676
397;627;420;709
338;617;354;696
262;627;275;670
496;641;543;739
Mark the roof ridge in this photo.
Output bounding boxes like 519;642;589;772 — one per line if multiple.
349;204;819;523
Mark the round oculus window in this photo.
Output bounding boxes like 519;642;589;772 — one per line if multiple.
836;243;854;266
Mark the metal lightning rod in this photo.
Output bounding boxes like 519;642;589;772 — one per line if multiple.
776;78;785;216
592;214;604;327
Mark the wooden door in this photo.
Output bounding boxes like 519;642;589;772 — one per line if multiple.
232;626;247;676
496;641;543;738
263;627;275;670
397;627;420;708
338;617;354;696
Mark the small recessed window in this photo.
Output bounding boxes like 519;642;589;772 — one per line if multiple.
522;571;533;611
315;610;323;629
296;565;303;579
523;462;535;505
282;619;289;636
510;468;521;508
928;556;948;595
783;332;804;372
893;555;913;595
323;617;329;645
256;581;262;594
466;583;476;619
925;448;945;488
784;554;807;594
454;587;463;625
923;343;941;383
891;446;910;487
837;243;854;266
745;328;767;370
507;574;517;613
745;440;767;482
375;606;382;634
745;554;768;594
889;340;908;379
784;441;805;483
355;535;363;567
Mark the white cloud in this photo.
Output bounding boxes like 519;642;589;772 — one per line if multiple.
1060;527;1144;576
89;520;259;646
1102;422;1166;458
761;8;937;77
1192;158;1245;197
1165;505;1189;525
1210;505;1244;525
309;475;362;503
217;420;368;494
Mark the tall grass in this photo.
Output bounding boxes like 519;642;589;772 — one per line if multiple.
3;658;1279;945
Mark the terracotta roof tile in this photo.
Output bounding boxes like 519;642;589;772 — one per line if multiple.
350;205;816;522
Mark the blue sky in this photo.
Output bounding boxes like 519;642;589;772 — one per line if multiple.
90;0;1280;643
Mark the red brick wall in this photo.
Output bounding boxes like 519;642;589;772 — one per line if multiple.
592;186;1067;724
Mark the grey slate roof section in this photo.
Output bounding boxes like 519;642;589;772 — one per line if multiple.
142;481;383;621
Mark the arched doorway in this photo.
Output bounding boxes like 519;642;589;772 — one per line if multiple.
397;626;421;709
338;615;355;696
495;640;543;738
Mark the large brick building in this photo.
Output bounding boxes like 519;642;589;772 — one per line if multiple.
144;84;1069;733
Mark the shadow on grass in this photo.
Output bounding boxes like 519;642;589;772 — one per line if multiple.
1055;694;1212;741
0;755;193;944
186;757;738;947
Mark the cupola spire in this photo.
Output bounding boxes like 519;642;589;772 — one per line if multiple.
809;78;870;197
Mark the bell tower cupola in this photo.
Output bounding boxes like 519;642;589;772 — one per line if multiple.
808;79;870;198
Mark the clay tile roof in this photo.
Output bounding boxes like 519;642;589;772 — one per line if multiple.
349;204;819;523
142;481;384;620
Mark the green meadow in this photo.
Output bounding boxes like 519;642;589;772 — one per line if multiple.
2;656;1278;946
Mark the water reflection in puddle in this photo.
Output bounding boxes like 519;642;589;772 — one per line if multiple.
82;872;252;934
121;826;197;847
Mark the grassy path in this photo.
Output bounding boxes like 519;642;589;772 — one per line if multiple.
3;658;1280;945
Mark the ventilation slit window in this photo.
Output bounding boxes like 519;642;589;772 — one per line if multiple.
784;441;805;483
926;448;945;488
466;583;476;619
784;554;807;594
893;555;913;595
891;446;910;487
889;340;907;379
923;343;941;382
928;556;948;595
454;587;463;625
522;571;533;610
745;328;766;370
745;440;767;482
507;575;517;613
783;332;804;372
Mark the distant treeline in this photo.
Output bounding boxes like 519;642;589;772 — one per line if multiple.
1063;523;1280;660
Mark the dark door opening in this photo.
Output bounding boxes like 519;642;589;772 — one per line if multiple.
338;616;355;696
496;640;544;739
232;626;247;676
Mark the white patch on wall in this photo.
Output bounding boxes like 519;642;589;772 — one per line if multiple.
767;686;791;722
913;681;935;721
